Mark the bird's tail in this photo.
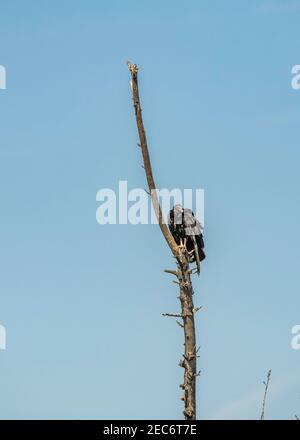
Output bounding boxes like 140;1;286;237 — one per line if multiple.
192;236;200;275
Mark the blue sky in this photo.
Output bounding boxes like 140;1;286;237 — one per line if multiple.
0;0;300;420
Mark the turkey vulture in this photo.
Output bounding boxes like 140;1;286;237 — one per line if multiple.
168;204;205;274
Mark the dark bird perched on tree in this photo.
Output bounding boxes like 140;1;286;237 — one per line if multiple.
168;204;205;274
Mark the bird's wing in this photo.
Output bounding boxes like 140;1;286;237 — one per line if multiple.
183;209;203;236
194;217;203;235
173;210;183;227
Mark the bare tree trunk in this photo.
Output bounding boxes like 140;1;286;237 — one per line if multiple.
127;62;200;420
177;257;198;419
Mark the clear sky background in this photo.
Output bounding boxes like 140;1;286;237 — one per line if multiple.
0;0;300;420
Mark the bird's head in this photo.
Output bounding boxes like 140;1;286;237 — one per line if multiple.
174;204;183;213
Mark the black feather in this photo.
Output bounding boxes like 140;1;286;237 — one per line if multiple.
168;206;206;263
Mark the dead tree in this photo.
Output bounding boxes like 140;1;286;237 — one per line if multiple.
127;62;202;420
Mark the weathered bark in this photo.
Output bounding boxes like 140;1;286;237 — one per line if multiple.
127;61;199;420
177;257;198;419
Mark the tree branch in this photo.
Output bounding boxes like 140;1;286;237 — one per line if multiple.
260;369;272;420
127;61;179;257
164;269;178;277
162;312;183;318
